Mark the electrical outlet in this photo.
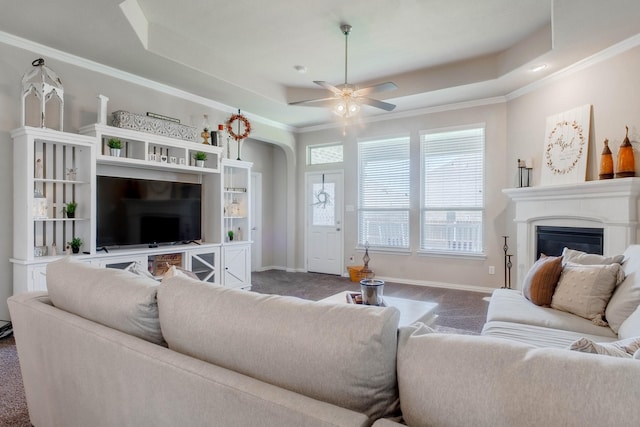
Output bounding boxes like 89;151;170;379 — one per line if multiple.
488;266;495;275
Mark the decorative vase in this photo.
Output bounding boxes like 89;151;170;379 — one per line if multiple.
196;160;205;167
71;246;79;254
599;139;614;179
66;211;75;219
616;126;635;178
110;148;121;157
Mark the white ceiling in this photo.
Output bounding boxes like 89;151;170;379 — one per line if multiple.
1;0;639;130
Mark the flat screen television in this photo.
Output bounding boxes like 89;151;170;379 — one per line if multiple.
97;176;202;248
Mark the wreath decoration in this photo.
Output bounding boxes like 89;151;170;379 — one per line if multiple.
225;113;251;141
544;119;586;175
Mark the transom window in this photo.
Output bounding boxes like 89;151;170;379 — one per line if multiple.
421;126;485;255
307;143;343;165
357;136;410;249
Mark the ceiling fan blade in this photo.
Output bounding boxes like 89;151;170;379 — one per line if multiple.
288;97;338;108
359;97;396;111
314;81;343;95
354;82;398;96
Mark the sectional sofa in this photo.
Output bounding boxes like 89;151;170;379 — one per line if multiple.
8;250;640;426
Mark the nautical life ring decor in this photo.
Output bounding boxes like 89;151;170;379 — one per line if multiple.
225;112;251;141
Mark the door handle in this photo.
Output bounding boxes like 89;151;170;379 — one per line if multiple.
336;228;341;231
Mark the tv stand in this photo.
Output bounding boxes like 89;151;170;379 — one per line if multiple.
11;124;251;294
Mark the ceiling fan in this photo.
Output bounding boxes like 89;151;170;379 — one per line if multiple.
289;23;397;118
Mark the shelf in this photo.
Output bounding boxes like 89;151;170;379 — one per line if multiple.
97;154;220;174
34;178;87;185
34;218;89;222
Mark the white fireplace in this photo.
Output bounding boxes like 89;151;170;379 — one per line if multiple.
503;178;640;290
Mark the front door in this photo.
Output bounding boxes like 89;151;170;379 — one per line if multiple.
306;171;343;275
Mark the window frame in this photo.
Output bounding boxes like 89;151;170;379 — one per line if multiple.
357;134;411;251
419;124;486;257
306;142;344;165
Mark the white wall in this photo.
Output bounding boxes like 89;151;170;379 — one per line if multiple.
0;41;290;319
2;30;639;317
505;43;640;260
296;41;640;291
297;103;509;290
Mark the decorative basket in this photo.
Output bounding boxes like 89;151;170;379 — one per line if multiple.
347;266;366;282
111;111;197;142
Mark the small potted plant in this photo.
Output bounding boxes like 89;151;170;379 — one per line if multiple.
68;237;83;254
64;201;78;218
194;151;207;167
227;230;234;241
107;138;122;157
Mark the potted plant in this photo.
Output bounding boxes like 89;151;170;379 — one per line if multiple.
68;237;82;254
107;138;122;157
227;230;234;241
194;151;207;167
64;201;78;218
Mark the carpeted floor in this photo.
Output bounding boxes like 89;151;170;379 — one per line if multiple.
0;270;491;426
0;335;30;427
251;270;490;333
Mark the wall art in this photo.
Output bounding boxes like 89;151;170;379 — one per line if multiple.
540;104;591;185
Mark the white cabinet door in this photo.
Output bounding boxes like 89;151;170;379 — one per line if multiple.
186;246;221;285
223;244;251;289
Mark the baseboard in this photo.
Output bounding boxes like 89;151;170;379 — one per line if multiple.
254;268;496;294
374;275;495;294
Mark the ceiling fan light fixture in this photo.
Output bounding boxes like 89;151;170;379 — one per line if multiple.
289;23;397;118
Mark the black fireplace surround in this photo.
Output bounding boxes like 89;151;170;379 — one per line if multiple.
536;226;604;260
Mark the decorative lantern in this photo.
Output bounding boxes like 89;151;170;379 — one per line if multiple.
21;58;64;131
616;126;635;178
599;138;614;179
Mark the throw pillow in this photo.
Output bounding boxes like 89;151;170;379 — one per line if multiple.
125;261;157;280
569;336;640;358
162;265;200;281
551;262;620;321
522;254;563;306
562;247;625;266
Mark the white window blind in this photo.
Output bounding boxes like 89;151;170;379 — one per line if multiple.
421;127;484;254
358;136;410;249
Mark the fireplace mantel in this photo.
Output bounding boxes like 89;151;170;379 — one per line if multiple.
503;178;640;289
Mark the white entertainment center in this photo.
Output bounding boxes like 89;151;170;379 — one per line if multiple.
11;123;253;294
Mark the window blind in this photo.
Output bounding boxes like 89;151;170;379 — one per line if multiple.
421;127;485;254
358;137;410;249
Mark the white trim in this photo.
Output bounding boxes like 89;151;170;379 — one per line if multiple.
360;274;495;294
297;97;506;133
0;30;293;133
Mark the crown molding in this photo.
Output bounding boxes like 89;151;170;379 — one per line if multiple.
0;30;293;133
507;33;640;101
296;97;507;134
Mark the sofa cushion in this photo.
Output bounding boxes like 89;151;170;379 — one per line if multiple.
46;257;164;345
486;289;617;338
397;323;640;427
562;247;624;266
618;304;640;340
157;275;400;420
522;254;563;306
551;263;620;321
569;336;640;358
481;320;618;349
605;245;640;333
